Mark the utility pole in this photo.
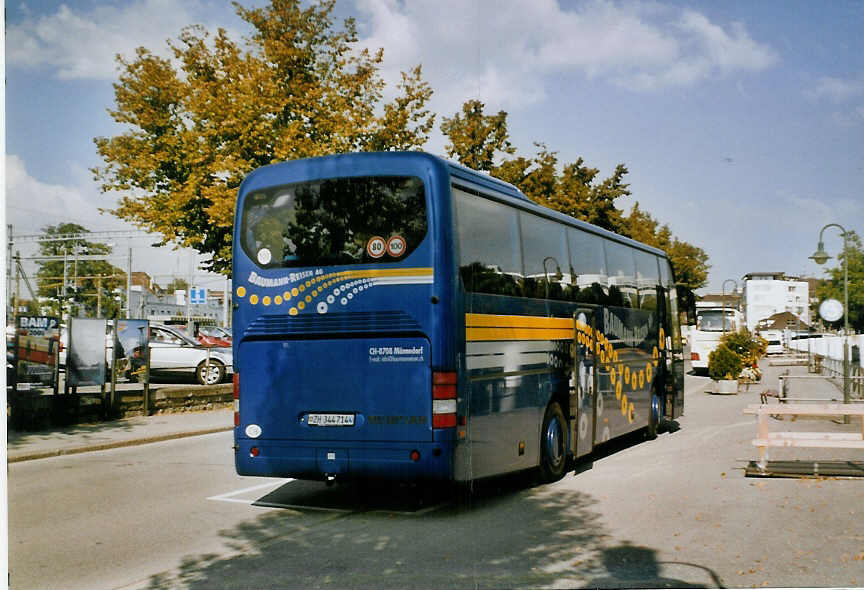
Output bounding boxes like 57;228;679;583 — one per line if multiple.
7;224;13;317
72;245;79;318
126;248;132;319
223;275;229;328
13;251;21;326
96;275;102;317
186;252;194;325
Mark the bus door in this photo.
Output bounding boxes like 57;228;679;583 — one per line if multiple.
662;286;686;419
572;308;598;458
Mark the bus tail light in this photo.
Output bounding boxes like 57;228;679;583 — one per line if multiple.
432;371;457;428
690;352;700;361
233;373;240;427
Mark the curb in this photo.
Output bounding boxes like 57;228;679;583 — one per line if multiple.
8;426;233;463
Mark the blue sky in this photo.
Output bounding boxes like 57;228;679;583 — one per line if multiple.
4;0;863;294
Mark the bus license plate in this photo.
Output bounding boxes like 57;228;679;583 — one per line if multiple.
308;413;355;427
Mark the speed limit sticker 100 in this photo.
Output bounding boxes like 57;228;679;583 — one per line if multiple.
387;235;406;257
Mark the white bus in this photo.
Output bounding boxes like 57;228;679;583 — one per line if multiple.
689;306;743;374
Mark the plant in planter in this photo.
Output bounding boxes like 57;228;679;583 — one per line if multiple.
720;329;764;382
708;343;742;394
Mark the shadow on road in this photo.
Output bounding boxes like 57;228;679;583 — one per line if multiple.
6;410;140;449
582;544;721;588
146;473;721;589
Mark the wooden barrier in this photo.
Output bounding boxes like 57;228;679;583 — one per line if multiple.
743;403;864;467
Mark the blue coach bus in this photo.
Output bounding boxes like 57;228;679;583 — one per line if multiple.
233;152;690;484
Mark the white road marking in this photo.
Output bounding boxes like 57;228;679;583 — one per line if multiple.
207;479;449;515
206;480;292;504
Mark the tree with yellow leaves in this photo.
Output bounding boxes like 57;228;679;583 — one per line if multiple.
441;100;709;288
94;0;434;272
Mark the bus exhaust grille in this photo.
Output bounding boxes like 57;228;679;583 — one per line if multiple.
244;311;422;337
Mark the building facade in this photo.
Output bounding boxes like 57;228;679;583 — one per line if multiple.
741;272;809;332
128;287;228;325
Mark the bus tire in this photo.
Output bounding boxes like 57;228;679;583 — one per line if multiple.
196;359;225;386
646;393;661;440
539;401;567;483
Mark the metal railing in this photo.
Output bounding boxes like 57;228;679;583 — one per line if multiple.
819;357;864;399
776;374;863;403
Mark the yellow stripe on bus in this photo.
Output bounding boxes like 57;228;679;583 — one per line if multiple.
339;267;434;279
465;313;574;330
465;314;575;342
466;327;575;342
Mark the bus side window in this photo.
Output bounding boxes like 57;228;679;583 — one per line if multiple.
454;189;523;296
604;239;637;309
568;227;608;305
635;251;660;311
519;212;568;301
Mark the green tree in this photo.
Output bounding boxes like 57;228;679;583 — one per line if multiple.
440;99;515;171
163;277;189;293
440;102;630;233
93;0;434;273
814;230;863;332
35;223;125;318
622;203;709;289
493;143;629;234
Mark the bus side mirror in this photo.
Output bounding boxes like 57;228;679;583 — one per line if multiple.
676;285;697;326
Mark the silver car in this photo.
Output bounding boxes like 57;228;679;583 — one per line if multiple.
137;324;232;385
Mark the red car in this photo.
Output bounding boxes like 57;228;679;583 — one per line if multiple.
196;325;232;348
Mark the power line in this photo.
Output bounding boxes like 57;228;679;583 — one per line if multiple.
21;254;128;262
12;230;149;243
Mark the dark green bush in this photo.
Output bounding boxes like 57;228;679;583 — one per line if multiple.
720;329;764;364
708;344;742;380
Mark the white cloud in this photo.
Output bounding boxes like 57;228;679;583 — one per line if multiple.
678;11;776;72
4;155;220;284
356;0;777;108
9;0;778;102
6;0;223;80
805;75;864;126
4;154;125;232
807;75;864;103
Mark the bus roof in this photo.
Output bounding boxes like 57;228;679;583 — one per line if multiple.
240;151;668;260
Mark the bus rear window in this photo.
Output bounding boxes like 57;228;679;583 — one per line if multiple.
240;176;426;268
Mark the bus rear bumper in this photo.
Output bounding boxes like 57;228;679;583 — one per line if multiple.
235;438;454;481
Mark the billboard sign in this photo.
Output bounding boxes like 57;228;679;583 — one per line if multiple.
114;319;149;382
15;316;60;388
67;318;108;386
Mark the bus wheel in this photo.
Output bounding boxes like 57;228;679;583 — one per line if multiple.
196;360;225;385
646;393;661;440
539;402;567;483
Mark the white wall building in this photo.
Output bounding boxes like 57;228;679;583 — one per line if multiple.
741;272;809;332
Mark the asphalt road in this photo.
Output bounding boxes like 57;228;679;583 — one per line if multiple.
9;367;864;589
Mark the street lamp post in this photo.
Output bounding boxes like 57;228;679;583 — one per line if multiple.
721;279;738;335
809;223;850;417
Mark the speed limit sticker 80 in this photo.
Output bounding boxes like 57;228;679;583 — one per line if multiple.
366;236;386;258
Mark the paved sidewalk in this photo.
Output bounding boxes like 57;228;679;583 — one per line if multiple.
765;355;858;401
7;409;234;463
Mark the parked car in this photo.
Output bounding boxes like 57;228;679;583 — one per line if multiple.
131;324;232;385
196;325;232;348
760;329;784;355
